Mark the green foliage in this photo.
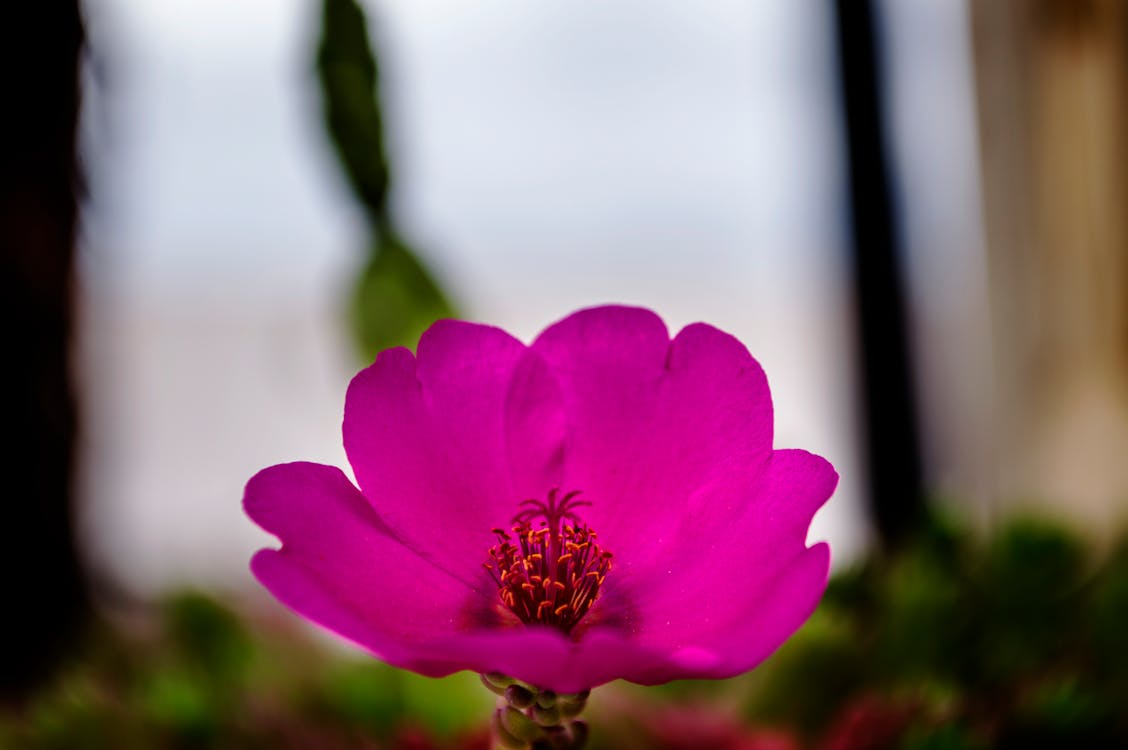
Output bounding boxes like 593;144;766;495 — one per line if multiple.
317;0;389;222
0;595;487;749
161;592;253;684
742;512;1128;748
871;546;969;684
317;0;455;358
899;723;989;750
351;233;455;363
976;520;1088;684
316;660;406;735
6;515;1128;748
1088;537;1128;699
743;610;866;732
398;671;493;737
134;668;218;744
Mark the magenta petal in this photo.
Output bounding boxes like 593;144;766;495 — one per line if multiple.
504;350;568;501
697;541;831;679
244;464;731;691
531;307;774;567
245;462;493;663
597;450;835;657
593;543;831;685
343;321;527;583
396;627;734;693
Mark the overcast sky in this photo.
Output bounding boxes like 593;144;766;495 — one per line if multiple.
81;0;844;313
74;0;983;593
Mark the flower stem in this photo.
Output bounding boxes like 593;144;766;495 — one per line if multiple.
481;673;590;750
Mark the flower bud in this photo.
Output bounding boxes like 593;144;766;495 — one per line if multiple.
559;689;590;704
559;697;586;720
491;707;527;749
500;705;544;742
504;683;536;709
480;672;514;696
532;702;562;726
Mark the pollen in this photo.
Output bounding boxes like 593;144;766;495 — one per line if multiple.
485;488;613;633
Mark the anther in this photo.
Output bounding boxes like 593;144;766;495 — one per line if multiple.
484;489;613;633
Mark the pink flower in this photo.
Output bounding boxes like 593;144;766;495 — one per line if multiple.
245;306;836;692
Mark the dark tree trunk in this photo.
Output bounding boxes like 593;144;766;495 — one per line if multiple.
0;2;90;697
831;0;927;549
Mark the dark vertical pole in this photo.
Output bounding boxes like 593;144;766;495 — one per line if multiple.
0;3;89;697
831;0;926;549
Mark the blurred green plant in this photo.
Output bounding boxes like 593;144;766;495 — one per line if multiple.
736;512;1128;749
7;516;1128;748
317;0;454;361
0;592;490;749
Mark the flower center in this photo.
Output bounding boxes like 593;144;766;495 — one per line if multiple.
484;489;613;633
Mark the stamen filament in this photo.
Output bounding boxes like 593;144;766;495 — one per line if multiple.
485;489;612;633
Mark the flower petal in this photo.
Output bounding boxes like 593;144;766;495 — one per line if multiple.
247;308;837;692
504;349;568;501
530;307;774;568
343;320;528;585
593;450;835;662
246;461;718;692
391;626;737;693
693;541;830;679
245;462;495;663
585;543;830;686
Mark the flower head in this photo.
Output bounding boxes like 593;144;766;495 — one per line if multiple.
245;306;836;692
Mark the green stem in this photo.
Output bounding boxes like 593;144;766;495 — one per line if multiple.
481;673;590;750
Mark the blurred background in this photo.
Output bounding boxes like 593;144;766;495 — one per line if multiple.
4;0;1128;747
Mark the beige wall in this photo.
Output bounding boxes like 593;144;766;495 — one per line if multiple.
971;0;1128;529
